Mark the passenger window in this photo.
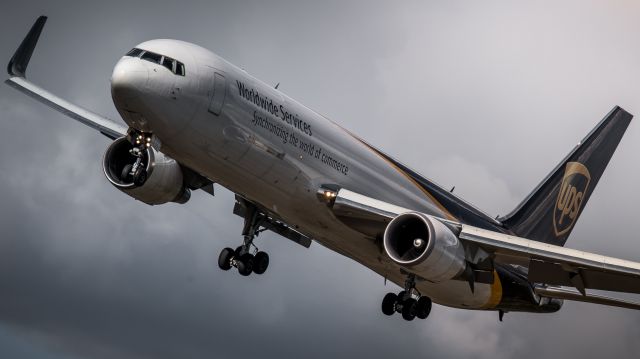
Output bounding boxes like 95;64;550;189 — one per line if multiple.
141;51;162;64
125;48;143;57
162;57;174;72
176;62;185;76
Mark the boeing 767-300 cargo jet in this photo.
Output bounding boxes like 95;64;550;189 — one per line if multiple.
6;16;640;322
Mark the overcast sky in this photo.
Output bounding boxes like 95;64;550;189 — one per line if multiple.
1;1;640;358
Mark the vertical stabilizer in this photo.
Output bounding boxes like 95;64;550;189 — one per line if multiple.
499;107;632;246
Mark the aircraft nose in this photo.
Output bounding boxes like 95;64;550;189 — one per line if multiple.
110;57;149;101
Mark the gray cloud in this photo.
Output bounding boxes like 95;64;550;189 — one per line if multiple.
1;1;640;358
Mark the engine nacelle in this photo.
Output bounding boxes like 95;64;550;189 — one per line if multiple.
103;137;190;205
383;212;466;283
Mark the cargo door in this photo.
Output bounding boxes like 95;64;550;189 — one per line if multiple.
208;72;227;115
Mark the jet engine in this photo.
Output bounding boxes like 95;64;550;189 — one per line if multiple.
383;212;466;282
102;137;190;205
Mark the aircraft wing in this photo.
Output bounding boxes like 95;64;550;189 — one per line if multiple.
325;188;640;301
5;16;126;140
459;225;640;295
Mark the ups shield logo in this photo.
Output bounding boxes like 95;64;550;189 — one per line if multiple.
554;162;591;237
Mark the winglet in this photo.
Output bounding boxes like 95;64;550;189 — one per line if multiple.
7;16;47;77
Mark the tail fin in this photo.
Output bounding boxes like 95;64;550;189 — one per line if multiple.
499;106;633;246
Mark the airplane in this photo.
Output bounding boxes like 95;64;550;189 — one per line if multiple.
6;16;640;322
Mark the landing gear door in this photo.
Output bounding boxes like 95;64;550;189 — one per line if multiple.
208;72;226;116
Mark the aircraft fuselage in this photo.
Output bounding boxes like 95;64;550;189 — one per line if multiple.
110;39;548;312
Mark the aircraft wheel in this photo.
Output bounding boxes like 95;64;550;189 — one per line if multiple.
234;246;243;256
120;164;133;182
133;168;147;186
416;296;432;319
381;293;398;316
218;247;234;271
237;253;254;276
401;298;417;321
252;251;269;275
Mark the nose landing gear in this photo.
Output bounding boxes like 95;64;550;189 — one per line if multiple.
218;201;270;276
381;274;432;321
120;132;152;185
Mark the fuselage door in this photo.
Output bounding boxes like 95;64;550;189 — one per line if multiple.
208;72;227;116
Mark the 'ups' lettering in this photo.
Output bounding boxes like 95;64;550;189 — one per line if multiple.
553;162;591;237
556;183;583;225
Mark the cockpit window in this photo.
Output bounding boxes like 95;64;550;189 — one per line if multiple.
125;48;186;76
141;51;162;64
161;57;174;72
175;62;185;76
125;48;143;57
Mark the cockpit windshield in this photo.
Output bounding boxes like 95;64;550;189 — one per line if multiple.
125;48;185;76
125;48;143;57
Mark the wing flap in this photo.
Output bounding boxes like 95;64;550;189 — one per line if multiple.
529;260;640;294
535;286;640;310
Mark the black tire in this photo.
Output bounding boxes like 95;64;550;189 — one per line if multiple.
416;296;432;319
133;169;147;186
401;298;417;321
120;164;133;182
218;247;234;271
397;291;406;301
381;293;398;316
234;246;244;256
252;251;269;275
237;253;254;276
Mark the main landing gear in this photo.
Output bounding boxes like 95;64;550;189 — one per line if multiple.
218;203;270;276
381;274;432;321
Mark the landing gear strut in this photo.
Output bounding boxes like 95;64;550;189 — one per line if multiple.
121;131;151;185
381;274;432;321
218;202;270;276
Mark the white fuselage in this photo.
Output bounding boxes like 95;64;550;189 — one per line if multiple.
110;39;502;310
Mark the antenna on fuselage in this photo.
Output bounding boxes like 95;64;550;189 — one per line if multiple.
275;82;280;89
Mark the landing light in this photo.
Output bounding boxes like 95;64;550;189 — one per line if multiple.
316;187;340;205
131;133;153;147
324;191;337;199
